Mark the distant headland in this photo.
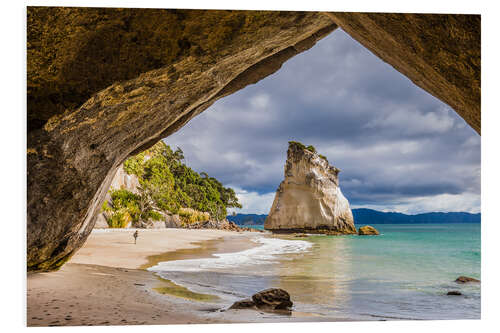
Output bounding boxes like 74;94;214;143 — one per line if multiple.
228;209;481;226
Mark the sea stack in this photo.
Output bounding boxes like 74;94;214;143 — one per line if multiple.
265;142;356;235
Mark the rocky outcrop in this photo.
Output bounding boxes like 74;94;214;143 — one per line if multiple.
358;225;380;235
27;8;335;271
455;276;480;284
265;142;356;234
186;219;262;232
164;214;182;228
27;8;480;271
229;288;293;311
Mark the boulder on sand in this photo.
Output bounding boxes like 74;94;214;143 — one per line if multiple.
229;288;293;311
358;225;380;235
228;298;256;310
252;288;293;310
447;291;462;296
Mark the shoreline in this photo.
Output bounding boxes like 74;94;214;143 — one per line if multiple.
27;228;353;327
27;228;257;327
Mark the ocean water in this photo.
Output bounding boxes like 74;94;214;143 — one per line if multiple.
148;223;480;320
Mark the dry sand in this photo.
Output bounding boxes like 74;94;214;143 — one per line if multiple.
69;228;247;269
27;228;254;327
27;228;344;327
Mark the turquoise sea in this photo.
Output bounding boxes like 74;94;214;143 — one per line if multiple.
149;223;480;320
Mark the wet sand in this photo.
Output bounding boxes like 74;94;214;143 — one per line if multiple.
27;228;349;326
27;229;255;327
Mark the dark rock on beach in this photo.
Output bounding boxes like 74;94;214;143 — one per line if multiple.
228;299;256;310
447;291;462;296
455;276;480;283
229;288;293;312
252;288;293;310
358;225;380;235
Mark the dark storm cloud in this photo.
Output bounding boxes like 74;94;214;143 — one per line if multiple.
165;29;480;214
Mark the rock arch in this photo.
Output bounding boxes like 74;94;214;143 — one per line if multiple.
27;8;480;271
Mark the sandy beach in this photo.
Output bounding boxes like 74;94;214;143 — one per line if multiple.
27;229;252;326
27;228;352;327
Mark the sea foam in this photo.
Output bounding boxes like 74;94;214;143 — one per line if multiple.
148;237;313;273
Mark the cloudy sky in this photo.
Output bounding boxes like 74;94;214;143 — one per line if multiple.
164;29;481;215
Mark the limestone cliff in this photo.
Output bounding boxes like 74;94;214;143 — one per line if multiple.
26;8;480;271
265;142;356;234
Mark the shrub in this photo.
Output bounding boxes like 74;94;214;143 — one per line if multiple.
319;154;328;163
288;141;306;150
121;141;241;223
178;208;210;224
306;145;316;153
107;209;132;228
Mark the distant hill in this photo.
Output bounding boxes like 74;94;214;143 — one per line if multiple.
227;209;481;225
351;208;481;224
227;213;268;225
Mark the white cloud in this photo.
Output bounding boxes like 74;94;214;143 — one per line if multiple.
163;29;480;215
364;105;456;135
227;187;276;215
352;192;481;214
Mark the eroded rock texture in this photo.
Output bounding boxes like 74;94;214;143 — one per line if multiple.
27;7;336;271
325;13;481;134
265;142;356;234
27;8;480;271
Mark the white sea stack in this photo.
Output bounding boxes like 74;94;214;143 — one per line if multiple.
265;142;356;234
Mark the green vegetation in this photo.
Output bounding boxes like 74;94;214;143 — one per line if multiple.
288;140;306;150
102;141;242;227
288;140;317;153
153;276;220;302
289;141;329;163
306;145;316;153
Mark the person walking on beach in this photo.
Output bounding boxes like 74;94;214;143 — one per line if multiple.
133;230;139;244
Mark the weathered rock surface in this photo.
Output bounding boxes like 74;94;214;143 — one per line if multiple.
358;225;380;235
325;13;481;134
265;142;356;234
27;8;480;271
229;288;293;311
164;214;182;228
252;288;293;310
93;213;109;229
228;298;256;310
27;8;335;271
455;276;480;284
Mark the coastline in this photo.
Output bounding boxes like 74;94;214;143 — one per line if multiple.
27;228;357;327
27;228;255;326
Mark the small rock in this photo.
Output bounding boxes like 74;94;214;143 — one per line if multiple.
252;288;293;310
358;225;380;235
228;299;255;310
455;276;480;283
447;291;462;296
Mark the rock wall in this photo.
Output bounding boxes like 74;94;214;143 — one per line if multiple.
27;8;336;271
265;143;356;234
27;8;480;271
325;13;480;134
